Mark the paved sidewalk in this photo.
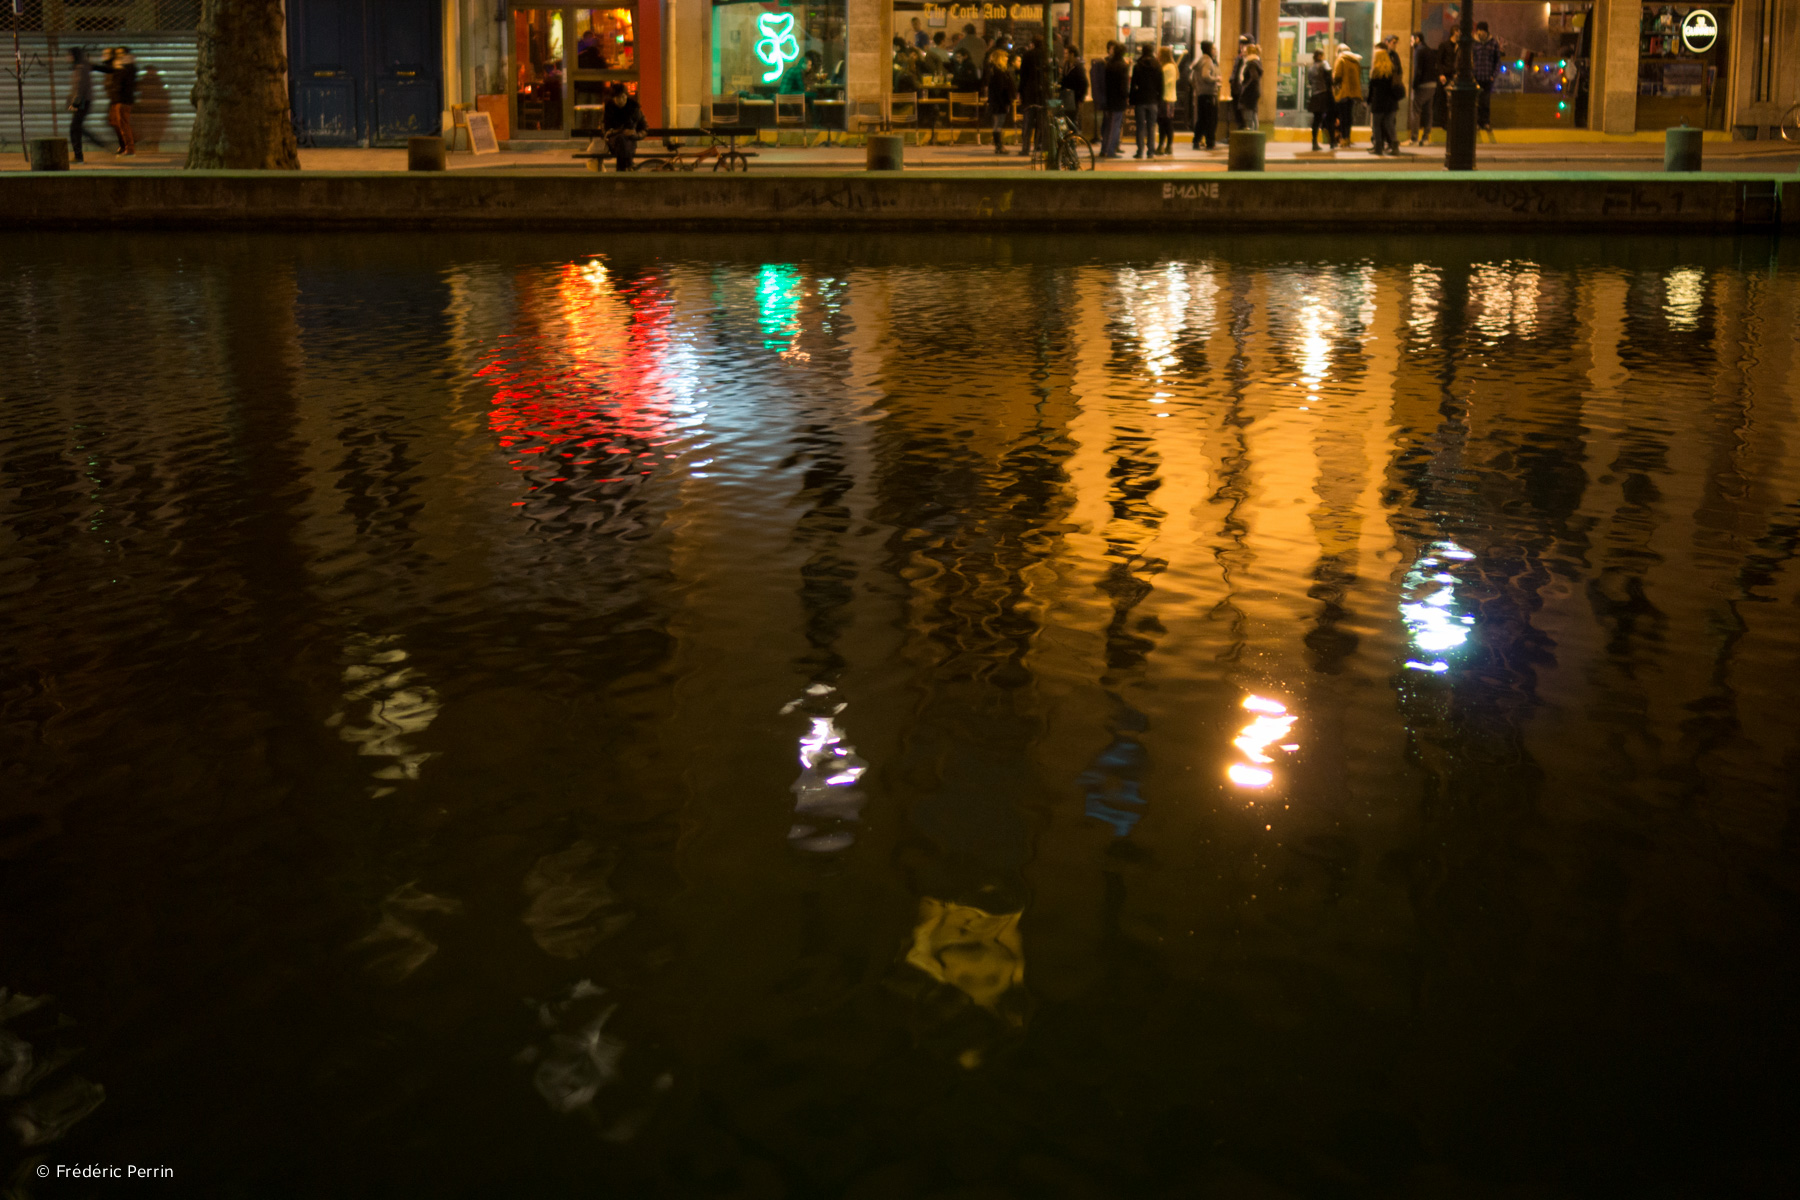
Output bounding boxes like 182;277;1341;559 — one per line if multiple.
9;138;1796;174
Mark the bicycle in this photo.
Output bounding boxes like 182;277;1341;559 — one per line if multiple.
1023;103;1096;171
1780;100;1800;144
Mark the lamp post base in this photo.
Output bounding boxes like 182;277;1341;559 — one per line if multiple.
1444;82;1478;171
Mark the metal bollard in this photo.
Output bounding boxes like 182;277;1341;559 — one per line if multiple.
1664;125;1703;172
408;136;448;172
28;138;70;171
1227;129;1266;172
866;133;904;171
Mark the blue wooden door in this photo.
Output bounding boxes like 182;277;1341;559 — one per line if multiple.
289;0;442;147
372;0;442;143
290;0;362;146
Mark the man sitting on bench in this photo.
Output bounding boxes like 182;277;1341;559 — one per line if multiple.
602;83;647;171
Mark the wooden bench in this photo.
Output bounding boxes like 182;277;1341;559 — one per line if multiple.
572;126;759;172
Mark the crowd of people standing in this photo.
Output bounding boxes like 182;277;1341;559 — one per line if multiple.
886;21;1504;160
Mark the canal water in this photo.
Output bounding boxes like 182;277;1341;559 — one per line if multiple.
2;233;1797;1197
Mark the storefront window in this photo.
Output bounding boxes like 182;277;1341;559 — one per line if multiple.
513;5;643;136
712;2;848;97
1116;5;1209;57
1420;3;1591;127
1274;1;1373;126
1636;4;1729;129
574;9;636;71
515;8;567;131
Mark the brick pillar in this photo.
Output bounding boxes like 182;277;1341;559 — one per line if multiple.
1076;0;1117;136
673;0;705;125
1077;0;1115;57
846;0;892;111
1593;0;1640;133
1255;1;1279;127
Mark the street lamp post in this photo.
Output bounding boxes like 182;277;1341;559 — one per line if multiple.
1444;3;1477;170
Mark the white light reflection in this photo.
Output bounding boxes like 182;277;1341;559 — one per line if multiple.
1400;542;1478;673
781;683;868;853
1117;264;1192;378
1471;261;1541;340
1664;267;1704;330
1226;695;1298;789
1297;296;1330;398
1407;264;1441;339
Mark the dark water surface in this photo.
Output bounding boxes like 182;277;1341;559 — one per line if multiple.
3;233;1799;1198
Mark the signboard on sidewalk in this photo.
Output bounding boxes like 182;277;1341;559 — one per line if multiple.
465;112;499;155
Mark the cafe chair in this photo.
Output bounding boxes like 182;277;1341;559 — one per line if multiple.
889;92;919;135
852;97;889;134
775;93;808;134
710;94;741;126
947;91;982;142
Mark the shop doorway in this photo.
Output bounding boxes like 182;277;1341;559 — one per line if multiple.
288;0;442;147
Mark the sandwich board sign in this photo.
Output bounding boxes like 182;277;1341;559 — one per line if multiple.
465;112;499;156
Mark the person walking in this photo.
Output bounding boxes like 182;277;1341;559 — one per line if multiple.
1156;46;1178;156
1235;42;1262;131
1018;35;1046;156
1102;44;1129;158
1330;42;1361;147
94;46;138;156
1305;49;1334;150
1471;21;1500;134
1407;32;1436;146
1366;39;1402;155
984;46;1016;154
65;47;107;164
1189;40;1218;149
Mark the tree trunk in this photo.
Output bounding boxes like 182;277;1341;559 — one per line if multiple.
185;0;299;169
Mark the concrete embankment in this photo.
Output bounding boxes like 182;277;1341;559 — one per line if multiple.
1;170;1791;231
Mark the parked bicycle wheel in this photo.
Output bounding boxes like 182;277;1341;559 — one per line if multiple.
1781;101;1800;144
713;150;750;172
1058;132;1095;171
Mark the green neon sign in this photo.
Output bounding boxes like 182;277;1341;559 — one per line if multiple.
755;13;800;84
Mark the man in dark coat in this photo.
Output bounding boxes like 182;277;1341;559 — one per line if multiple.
1408;32;1436;146
1101;44;1129;158
1228;35;1249;129
1017;36;1046;157
1434;28;1461;128
1129;44;1161;158
601;83;647;171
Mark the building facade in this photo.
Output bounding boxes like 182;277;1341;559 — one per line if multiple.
0;0;1795;149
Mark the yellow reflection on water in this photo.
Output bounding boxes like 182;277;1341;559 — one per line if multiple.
1227;694;1297;789
905;898;1024;1014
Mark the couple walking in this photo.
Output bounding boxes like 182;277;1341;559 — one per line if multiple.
66;46;138;162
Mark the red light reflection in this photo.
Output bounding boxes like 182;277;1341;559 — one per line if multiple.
476;259;680;508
